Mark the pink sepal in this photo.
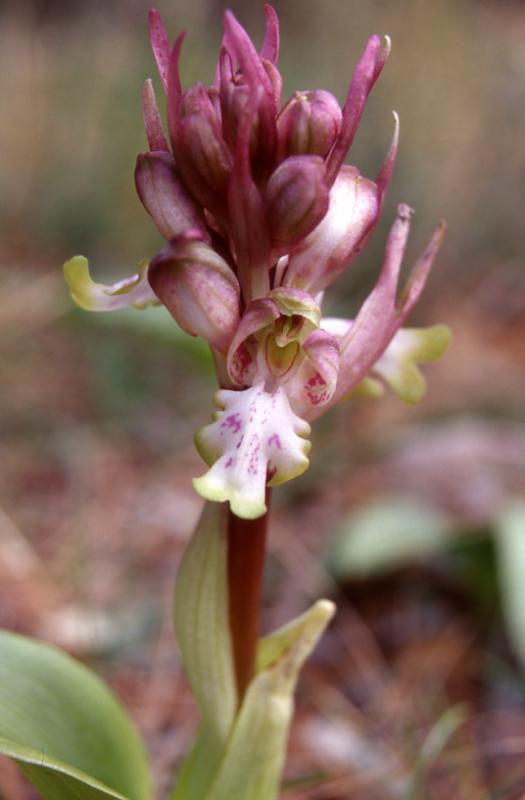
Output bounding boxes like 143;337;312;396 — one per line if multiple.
326;34;390;186
148;9;171;93
142;80;169;152
325;205;446;410
260;5;280;63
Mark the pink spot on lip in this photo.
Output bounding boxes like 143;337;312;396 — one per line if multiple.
307;373;325;387
221;413;242;433
225;456;236;468
267;433;282;449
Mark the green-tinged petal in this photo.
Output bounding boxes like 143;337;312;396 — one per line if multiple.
346;375;385;399
204;600;335;800
268;287;321;330
193;385;311;520
64;256;159;312
371;324;451;404
0;629;151;800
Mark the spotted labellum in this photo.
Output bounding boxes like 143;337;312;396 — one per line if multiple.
64;5;450;520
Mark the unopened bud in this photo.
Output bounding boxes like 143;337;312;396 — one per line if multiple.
277;90;342;160
176;84;232;213
266;155;329;249
135;152;208;241
148;236;241;353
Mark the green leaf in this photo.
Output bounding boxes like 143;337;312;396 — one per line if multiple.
326;497;451;580
0;630;151;800
495;500;525;669
205;600;335;800
171;502;238;800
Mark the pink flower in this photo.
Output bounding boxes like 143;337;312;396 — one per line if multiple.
64;6;450;519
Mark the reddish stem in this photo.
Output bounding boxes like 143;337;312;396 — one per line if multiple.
227;491;270;700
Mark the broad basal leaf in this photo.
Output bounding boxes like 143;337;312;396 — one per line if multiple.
0;630;151;800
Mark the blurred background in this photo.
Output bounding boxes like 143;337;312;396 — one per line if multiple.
1;0;524;797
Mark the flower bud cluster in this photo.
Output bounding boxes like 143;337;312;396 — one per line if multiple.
64;6;450;519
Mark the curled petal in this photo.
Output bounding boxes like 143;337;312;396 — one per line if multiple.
193;384;311;519
64;256;158;311
283;165;379;294
142;79;169;152
135;152;208;241
371;325;451;404
326;34;391;186
260;4;280;63
266;155;329;251
288;330;340;416
227;298;280;386
148;9;171;93
377;111;399;207
148;236;241;353
268;287;321;329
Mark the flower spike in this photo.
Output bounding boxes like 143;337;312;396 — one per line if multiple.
64;6;449;530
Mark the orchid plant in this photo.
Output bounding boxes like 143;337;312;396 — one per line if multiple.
0;7;450;800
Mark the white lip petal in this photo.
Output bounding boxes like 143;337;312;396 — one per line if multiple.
193;384;311;519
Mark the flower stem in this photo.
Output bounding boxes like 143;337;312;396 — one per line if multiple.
227;492;270;701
